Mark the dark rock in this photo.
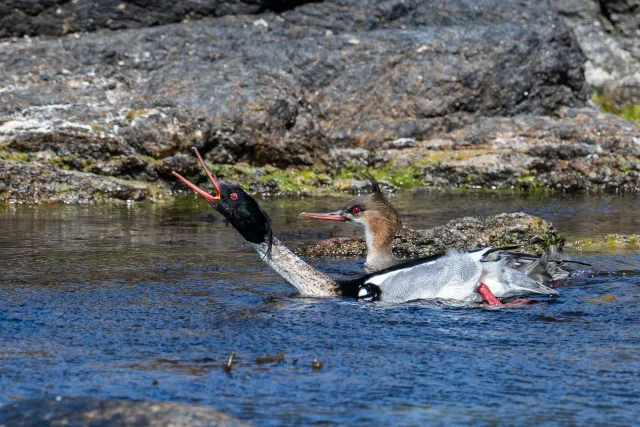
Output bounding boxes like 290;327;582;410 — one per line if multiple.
556;0;640;104
297;212;565;259
156;153;200;177
0;396;251;426
0;0;637;202
0;0;317;38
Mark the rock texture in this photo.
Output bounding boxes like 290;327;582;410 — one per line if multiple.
297;212;564;259
0;0;638;203
0;397;251;426
556;0;640;104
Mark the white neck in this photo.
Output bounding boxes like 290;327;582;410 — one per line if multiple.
363;226;396;271
251;238;338;297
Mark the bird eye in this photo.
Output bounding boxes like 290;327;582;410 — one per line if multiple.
351;207;361;215
230;193;238;200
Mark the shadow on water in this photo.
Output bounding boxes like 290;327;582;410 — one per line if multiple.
0;191;639;425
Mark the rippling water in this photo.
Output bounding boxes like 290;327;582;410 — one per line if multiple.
1;191;639;425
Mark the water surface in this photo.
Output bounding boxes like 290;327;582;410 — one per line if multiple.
1;191;639;425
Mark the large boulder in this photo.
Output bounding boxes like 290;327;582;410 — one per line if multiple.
0;0;637;203
555;0;640;105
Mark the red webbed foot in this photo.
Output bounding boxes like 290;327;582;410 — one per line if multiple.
477;282;502;306
477;283;538;307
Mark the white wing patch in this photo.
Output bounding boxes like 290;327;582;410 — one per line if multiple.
365;259;437;286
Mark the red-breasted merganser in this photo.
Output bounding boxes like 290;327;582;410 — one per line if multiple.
173;149;558;305
301;176;588;282
302;175;401;272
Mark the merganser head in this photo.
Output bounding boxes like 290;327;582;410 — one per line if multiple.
302;173;400;230
301;174;400;269
172;148;273;250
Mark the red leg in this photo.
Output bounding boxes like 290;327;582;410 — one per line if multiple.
477;282;503;306
477;283;536;307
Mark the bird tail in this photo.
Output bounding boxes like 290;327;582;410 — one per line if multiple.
481;245;591;282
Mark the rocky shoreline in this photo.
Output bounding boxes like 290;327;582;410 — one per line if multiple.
1;0;639;204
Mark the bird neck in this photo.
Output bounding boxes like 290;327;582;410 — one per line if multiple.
251;238;339;297
362;212;399;271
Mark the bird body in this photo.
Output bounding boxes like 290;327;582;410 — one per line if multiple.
301;175;587;282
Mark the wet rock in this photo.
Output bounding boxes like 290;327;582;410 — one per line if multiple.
155;153;201;178
0;160;151;203
297;212;564;259
570;233;640;251
380;108;640;192
0;397;251;426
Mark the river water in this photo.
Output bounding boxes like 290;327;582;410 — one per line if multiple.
1;191;639;425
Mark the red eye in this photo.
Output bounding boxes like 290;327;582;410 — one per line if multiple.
351;207;361;215
230;193;238;200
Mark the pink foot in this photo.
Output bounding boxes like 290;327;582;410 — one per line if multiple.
477;282;502;306
477;283;537;307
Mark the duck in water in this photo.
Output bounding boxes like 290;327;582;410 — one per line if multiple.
301;175;588;282
173;149;558;305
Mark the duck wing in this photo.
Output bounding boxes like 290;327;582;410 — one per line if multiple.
482;245;591;282
479;260;559;299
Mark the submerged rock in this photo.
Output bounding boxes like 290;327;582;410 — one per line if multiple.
297;213;564;259
570;233;640;251
0;397;251;426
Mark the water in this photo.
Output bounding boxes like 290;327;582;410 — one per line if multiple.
1;191;639;425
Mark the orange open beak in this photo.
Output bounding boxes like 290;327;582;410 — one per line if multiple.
300;211;347;221
172;147;221;203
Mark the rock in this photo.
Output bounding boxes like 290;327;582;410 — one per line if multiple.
0;0;638;203
0;0;305;38
0;397;251;426
570;233;640;250
297;212;564;259
0;160;152;203
556;0;640;105
389;108;640;192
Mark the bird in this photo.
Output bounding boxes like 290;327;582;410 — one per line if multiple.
301;174;589;282
301;174;401;272
173;149;559;305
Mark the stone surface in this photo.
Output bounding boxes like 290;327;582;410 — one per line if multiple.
0;161;152;203
0;0;638;203
570;233;640;251
0;396;251;426
297;212;564;259
556;0;640;104
0;0;312;38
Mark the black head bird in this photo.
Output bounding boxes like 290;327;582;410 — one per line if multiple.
172;148;273;255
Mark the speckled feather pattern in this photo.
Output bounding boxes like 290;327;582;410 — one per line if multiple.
251;239;338;297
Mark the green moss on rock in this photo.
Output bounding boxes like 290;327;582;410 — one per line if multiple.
592;93;640;126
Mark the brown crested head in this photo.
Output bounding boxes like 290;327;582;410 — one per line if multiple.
301;173;400;244
341;173;400;234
